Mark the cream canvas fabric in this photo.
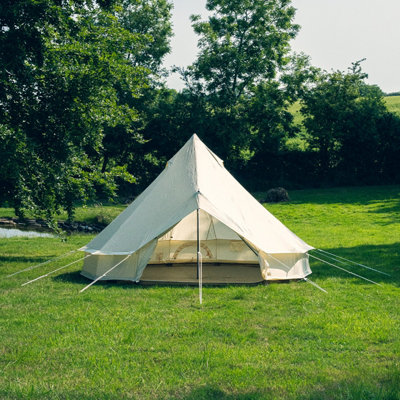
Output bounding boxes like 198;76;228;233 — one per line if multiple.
80;134;314;282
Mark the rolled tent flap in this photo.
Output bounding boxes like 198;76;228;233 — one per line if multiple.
263;252;312;280
81;239;158;282
239;237;311;281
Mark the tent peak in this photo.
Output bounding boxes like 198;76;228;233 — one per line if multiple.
183;133;225;168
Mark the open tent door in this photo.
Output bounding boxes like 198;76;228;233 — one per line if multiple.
139;209;263;284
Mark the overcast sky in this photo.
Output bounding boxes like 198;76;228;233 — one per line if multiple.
164;0;400;93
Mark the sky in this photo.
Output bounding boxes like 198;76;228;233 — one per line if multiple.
164;0;400;94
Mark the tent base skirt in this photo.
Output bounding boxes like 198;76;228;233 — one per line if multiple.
139;263;264;284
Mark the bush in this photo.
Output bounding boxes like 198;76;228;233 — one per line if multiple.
265;187;290;203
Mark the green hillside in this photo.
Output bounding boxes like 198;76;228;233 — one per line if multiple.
290;96;400;127
385;95;400;115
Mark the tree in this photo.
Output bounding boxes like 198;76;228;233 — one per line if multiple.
0;0;172;224
300;61;398;184
180;0;300;166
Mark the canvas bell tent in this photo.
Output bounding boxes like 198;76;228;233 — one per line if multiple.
80;134;314;284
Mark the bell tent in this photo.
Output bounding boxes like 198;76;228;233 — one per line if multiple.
80;134;314;284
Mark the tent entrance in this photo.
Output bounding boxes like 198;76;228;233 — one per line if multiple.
148;210;259;265
139;209;262;284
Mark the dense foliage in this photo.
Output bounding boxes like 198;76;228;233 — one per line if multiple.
0;0;172;223
0;0;399;221
300;62;400;186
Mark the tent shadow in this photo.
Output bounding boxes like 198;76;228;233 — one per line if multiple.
53;270;266;290
53;270;90;285
309;243;400;287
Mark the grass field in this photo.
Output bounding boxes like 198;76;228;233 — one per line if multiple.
385;95;400;115
286;96;400;151
1;186;399;399
287;95;400;130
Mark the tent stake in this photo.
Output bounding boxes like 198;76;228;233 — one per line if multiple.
309;254;381;286
80;254;131;293
315;249;390;277
7;249;77;278
21;254;91;286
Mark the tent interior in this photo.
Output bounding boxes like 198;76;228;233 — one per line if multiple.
82;209;309;284
142;209;262;284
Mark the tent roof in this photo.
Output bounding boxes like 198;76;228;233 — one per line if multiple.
81;134;314;255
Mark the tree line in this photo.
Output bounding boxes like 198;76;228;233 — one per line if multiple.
1;0;399;224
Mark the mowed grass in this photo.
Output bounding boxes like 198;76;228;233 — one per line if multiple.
385;95;400;115
287;96;400;130
1;186;400;399
0;203;126;226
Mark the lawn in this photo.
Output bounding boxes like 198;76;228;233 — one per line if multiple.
0;186;399;399
285;96;400;151
385;95;400;115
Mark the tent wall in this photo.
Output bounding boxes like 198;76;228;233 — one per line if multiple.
258;252;311;280
81;239;157;281
81;208;312;282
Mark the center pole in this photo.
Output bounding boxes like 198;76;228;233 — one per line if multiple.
197;208;202;304
197;208;200;280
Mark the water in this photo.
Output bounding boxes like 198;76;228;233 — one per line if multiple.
0;227;54;238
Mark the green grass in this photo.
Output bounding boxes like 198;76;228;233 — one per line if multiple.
287;95;400;130
1;186;400;399
0;203;127;226
385;95;400;115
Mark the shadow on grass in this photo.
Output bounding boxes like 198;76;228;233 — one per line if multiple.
299;372;400;400
309;243;400;287
53;270;265;291
176;385;267;400
0;255;54;264
176;371;400;400
285;185;400;206
2;378;399;400
365;202;400;226
53;270;137;289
